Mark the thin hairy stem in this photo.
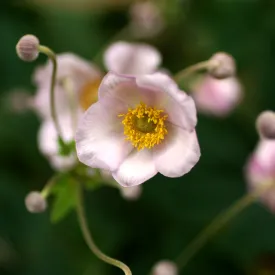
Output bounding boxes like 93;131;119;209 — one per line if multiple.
40;176;57;198
176;181;274;270
38;45;65;145
76;183;132;275
174;60;218;83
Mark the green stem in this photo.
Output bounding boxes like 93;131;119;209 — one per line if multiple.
174;60;217;83
40;177;56;198
38;45;65;146
76;183;132;275
176;181;274;270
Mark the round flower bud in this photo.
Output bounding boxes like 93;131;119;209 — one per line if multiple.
152;260;178;275
256;110;275;139
120;185;142;201
208;52;236;79
129;1;164;38
16;35;40;62
25;191;47;213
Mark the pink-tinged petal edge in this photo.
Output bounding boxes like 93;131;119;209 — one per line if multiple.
112;149;157;187
98;72;159;107
153;123;200;177
98;72;135;100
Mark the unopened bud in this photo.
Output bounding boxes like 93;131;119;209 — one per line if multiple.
152;260;178;275
256;111;275;139
25;191;47;213
208;52;236;79
129;1;164;38
16;35;40;62
120;186;142;201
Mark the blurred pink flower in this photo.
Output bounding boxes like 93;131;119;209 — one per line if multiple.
76;72;200;187
246;139;275;212
129;1;165;38
152;260;178;275
192;75;242;116
38;115;78;171
32;53;101;119
32;42;161;119
104;41;161;75
120;185;142;201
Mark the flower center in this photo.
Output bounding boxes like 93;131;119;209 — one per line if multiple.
119;102;168;150
79;78;102;110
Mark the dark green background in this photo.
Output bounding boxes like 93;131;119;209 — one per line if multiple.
1;0;275;274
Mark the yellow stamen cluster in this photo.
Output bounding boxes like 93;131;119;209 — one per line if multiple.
119;102;168;150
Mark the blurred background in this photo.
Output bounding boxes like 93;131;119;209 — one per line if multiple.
1;0;275;274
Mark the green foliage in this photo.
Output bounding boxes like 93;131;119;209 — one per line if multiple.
50;170;104;223
50;174;78;223
58;138;76;157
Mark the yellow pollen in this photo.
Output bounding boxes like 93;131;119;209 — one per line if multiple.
119;102;168;150
79;78;102;110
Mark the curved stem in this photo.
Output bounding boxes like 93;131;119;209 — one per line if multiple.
176;181;274;270
38;45;65;145
174;60;217;83
76;183;132;275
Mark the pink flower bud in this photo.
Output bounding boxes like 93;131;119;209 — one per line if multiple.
25;191;47;213
152;260;178;275
256;111;275;139
192;75;242;116
16;35;40;62
129;1;164;38
246;140;275;212
209;52;236;79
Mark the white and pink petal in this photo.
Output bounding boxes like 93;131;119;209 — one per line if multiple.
153;123;200;177
75;97;132;171
112;149;157;187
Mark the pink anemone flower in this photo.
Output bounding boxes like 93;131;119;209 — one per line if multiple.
76;72;200;186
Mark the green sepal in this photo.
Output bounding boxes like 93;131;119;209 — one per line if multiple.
50;169;104;223
50;173;78;223
74;165;103;191
84;175;102;191
58;137;76;156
